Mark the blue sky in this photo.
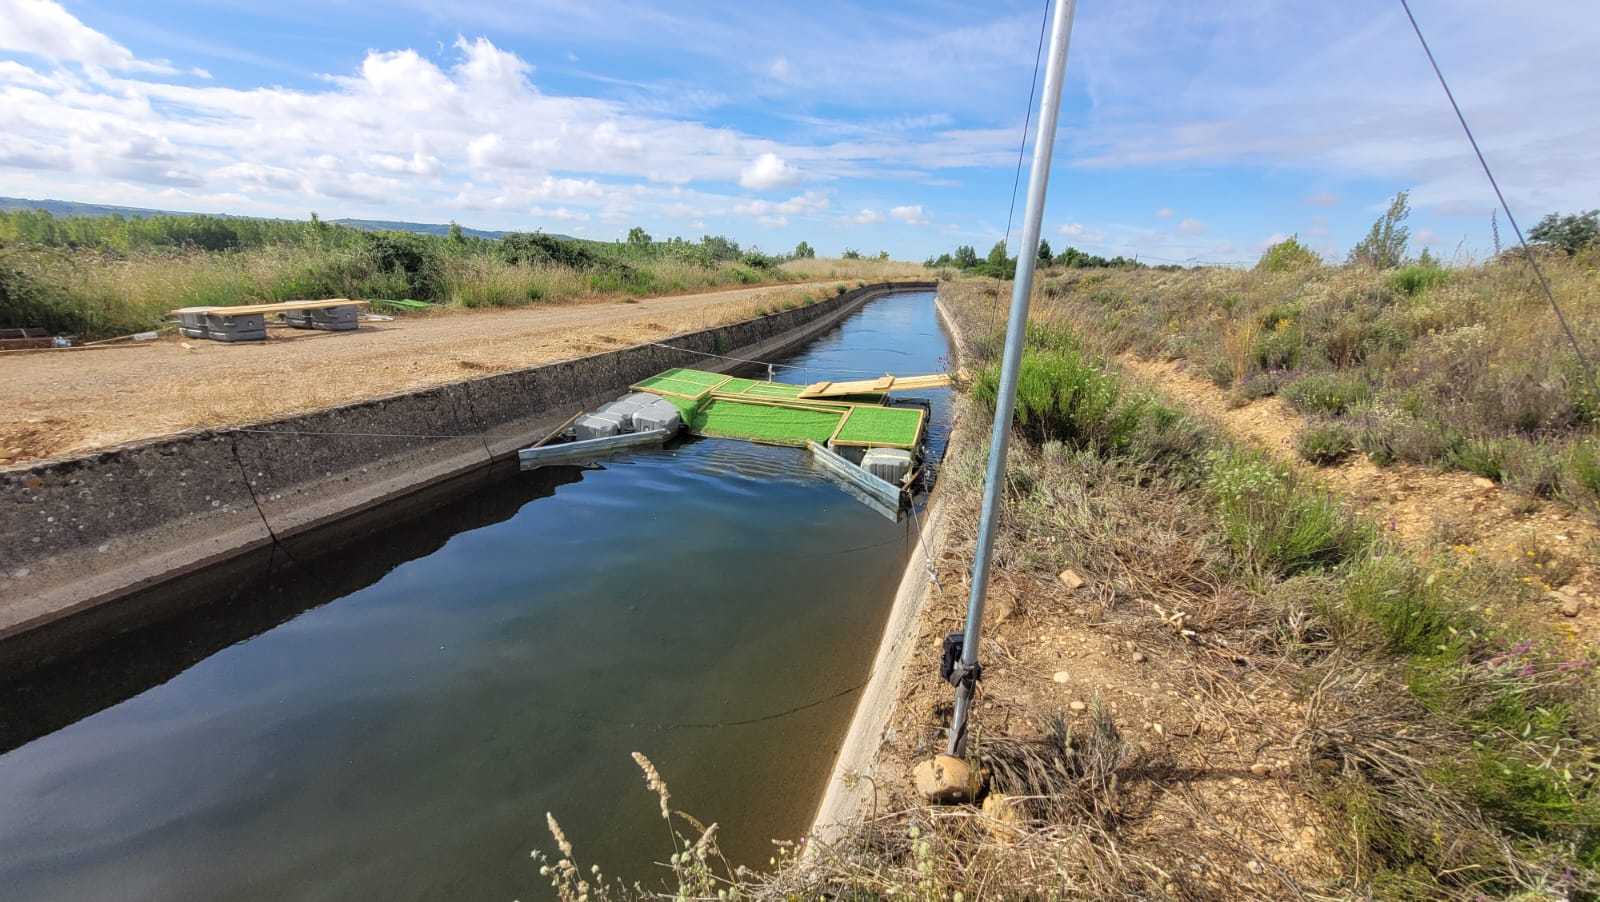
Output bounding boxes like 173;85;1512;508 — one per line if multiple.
1;0;1596;263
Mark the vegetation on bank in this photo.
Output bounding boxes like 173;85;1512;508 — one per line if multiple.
1025;196;1600;518
0;209;901;339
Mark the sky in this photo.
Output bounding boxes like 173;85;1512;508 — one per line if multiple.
0;0;1596;264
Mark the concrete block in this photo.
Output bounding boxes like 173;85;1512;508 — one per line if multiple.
861;447;914;484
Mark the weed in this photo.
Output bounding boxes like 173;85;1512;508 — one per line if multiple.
1298;421;1358;465
1282;371;1371;416
1206;449;1374;575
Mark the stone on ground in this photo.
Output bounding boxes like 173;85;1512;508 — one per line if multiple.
913;754;976;803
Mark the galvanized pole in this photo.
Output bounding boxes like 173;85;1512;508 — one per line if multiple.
947;0;1077;756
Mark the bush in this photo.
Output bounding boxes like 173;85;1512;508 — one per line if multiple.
971;347;1148;452
1281;372;1371;416
1297;421;1357;465
1252;322;1303;371
1561;439;1600;511
1355;407;1456;466
1206;449;1374;575
1387;264;1450;297
1447;436;1509;482
1255;235;1322;272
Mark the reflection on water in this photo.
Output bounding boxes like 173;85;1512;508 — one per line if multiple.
0;291;953;900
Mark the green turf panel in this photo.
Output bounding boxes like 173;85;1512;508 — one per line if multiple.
833;405;922;447
689;399;843;446
715;376;761;395
739;381;807;399
655;368;728;387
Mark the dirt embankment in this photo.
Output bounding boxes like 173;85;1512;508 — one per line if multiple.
1120;356;1600;645
0;280;851;467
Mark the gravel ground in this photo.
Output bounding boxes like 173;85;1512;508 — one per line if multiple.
0;281;851;466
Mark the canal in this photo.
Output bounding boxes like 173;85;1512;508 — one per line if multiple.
0;289;953;900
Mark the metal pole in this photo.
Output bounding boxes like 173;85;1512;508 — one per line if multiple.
947;0;1077;756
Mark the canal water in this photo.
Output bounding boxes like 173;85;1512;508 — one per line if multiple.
0;289;953;900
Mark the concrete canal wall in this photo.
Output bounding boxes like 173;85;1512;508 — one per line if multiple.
0;281;935;665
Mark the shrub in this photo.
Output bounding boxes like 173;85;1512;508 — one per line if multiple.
1255;235;1322;272
1529;210;1599;255
1562;439;1600;511
1447;436;1510;482
1281;372;1371;416
1252;322;1303;371
1355;407;1456;466
1297;421;1357;465
1205;449;1374;575
1387;264;1450;297
971;347;1148;452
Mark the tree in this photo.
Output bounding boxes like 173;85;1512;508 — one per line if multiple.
626;226;652;246
793;240;815;259
987;240;1009;267
447;221;465;244
841;248;862;259
1528;210;1600;255
1255;235;1321;273
1348;191;1411;269
877;250;890;261
953;245;978;268
1037;238;1053;264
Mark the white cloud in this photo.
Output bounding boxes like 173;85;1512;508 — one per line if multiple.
735;190;828;219
0;0;180;74
1154;207;1174;219
849;208;885;225
529;205;590;222
1304;191;1340;207
738;152;801;190
1057;222;1104;242
889;204;928;225
1176;217;1207;235
767;56;794;83
757;215;788;228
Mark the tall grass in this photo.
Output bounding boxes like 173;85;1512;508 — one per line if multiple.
1019;252;1600;516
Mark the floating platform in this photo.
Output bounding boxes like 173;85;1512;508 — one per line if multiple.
630;367;934;450
519;366;946;516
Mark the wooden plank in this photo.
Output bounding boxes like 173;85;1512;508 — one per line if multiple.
169;299;370;316
527;410;584;450
796;372;951;398
824;407;854;447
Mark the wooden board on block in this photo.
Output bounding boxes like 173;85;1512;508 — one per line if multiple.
797;372;951;398
169;298;370;316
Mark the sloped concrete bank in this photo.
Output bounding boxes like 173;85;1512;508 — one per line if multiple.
809;292;971;840
0;281;933;668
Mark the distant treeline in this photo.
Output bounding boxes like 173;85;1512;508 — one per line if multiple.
925;238;1143;279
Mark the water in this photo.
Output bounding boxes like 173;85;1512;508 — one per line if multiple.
0;290;954;901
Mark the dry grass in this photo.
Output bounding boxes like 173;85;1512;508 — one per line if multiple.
1028;254;1600;516
780;256;932;282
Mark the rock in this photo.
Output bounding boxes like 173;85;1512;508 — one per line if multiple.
980;792;1026;840
1057;569;1085;591
1051;671;1070;684
913;754;976;803
1131;652;1147;664
1246;860;1263;875
1473;477;1496;490
1249;762;1271;776
1559;585;1581;598
1069;700;1088;713
1560;599;1581;618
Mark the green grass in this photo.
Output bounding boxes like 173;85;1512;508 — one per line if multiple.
833;405;923;447
971;345;1148;452
1205;448;1376;576
687;398;841;446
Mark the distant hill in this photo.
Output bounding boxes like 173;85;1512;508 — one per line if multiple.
0;197;563;241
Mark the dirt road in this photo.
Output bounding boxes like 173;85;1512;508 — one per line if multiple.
1;280;851;466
